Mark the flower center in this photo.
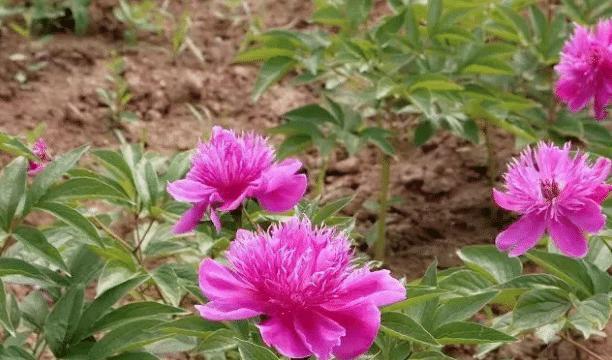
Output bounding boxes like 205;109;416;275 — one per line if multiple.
540;179;560;201
588;46;602;66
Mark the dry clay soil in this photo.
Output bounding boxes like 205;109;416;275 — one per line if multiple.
0;0;609;359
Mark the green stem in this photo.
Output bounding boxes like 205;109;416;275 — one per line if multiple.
315;157;329;198
374;152;391;262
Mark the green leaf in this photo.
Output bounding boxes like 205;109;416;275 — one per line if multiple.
27;145;89;210
44;285;85;356
234;48;295;63
0;133;36;159
90;302;185;334
312;195;354;225
69;245;104;285
41;177;129;203
410;350;454;360
586;237;612;272
381;312;440;346
0;280;14;334
73;275;149;343
0;158;27;230
409;78;463;92
414;120;435;146
108;352;159;360
276;135;312;159
236;338;280;360
70;0;90;35
427;0;442;35
457;245;522;284
432;291;498;328
383;287;445;312
151;265;182;306
157;315;226;338
513;288;571;330
88;319;169;360
437;270;493;295
19;290;49;331
568;294;610;339
360;127;395;156
13;226;67;271
432;321;516;344
404;4;421;48
525;250;593;297
252;57;296;101
497;274;571;292
284;104;337;125
312;5;347;28
35;202;102;246
0;258;56;284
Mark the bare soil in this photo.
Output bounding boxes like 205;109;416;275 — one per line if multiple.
0;1;608;359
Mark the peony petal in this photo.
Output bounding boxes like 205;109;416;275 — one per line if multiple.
496;212;546;257
196;259;263;320
493;189;523;212
294;311;345;360
331;269;406;309
198;259;253;300
568;199;606;233
589;184;611;204
173;202;207;234
258;316;311;358
217;191;249;212
549;216;589;258
326;302;381;360
195;302;261;321
167;179;211;203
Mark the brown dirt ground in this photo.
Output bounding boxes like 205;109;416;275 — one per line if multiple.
0;0;609;359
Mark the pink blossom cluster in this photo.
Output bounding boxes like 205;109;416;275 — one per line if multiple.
28;138;51;176
494;142;610;258
555;19;612;120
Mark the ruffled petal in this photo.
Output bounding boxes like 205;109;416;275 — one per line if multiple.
331;269;406;309
326;302;380;360
568;199;606;233
496;212;546;257
209;209;222;232
167;179;211;203
294;311;345;360
493;189;524;212
549;216;589;258
195;302;261;321
256;159;307;212
258;316;311;358
196;259;263;320
173;202;207;234
589;184;611;204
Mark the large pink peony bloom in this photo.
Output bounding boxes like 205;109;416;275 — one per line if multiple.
554;19;612;121
494;142;610;258
196;218;406;359
167;126;307;234
27;138;51;176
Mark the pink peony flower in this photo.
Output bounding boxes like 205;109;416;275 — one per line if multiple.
167;126;307;234
494;142;611;258
27;138;51;176
195;217;406;359
554;19;612;121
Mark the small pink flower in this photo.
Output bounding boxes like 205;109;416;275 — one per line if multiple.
554;19;612;121
195;217;406;360
27;138;51;176
494;142;611;258
167;126;307;233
